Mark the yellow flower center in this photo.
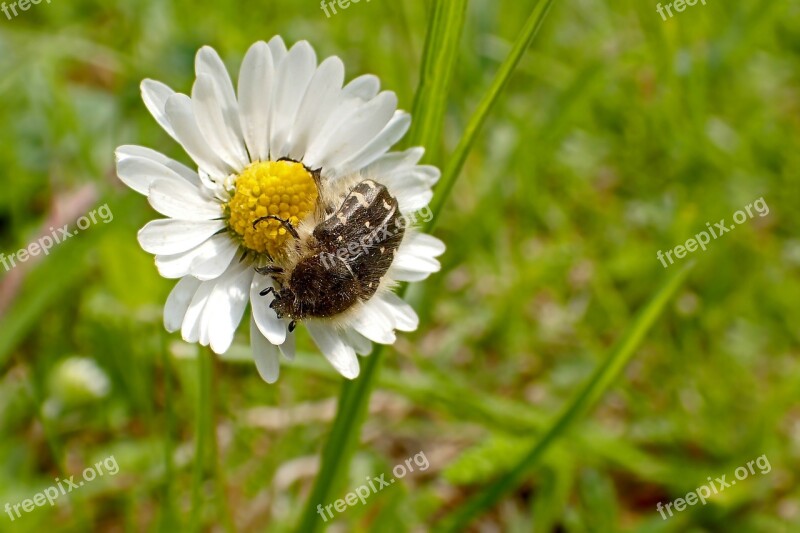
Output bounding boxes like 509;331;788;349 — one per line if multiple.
226;160;318;257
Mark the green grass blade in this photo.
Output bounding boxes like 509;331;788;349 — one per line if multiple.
407;0;467;158
436;261;695;531
426;0;557;230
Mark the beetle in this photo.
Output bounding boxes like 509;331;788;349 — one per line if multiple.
253;179;405;332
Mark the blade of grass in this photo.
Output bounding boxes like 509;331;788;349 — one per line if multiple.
426;0;557;230
407;0;467;161
435;261;695;531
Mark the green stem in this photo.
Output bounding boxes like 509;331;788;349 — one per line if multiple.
435;262;695;530
407;0;467;161
296;346;387;533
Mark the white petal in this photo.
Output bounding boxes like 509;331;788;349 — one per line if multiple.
164;276;202;333
287;56;345;161
147;178;222;220
366;150;441;212
310;91;398;171
117;156;192;197
404;232;446;256
382;163;441;190
192;74;249;171
342;327;372;356
370;151;439;214
279;331;296;360
197;168;225;198
398;190;434;214
141;79;177;140
341;74;379;101
390;233;445;282
181;278;216;344
250;274;287;345
156;250;200;279
302;97;361;170
116;145;201;189
351;299;397;344
204;264;253;354
379;293;419;332
138;219;225;255
415;165;441;186
238;41;274;162
164;93;234;179
267;36;288;65
155;233;239;280
367;147;425;175
388;263;436;282
195;47;244;143
334;111;411;176
188;237;240;281
251;317;280;383
306;321;360;379
269;41;317;160
381;174;434;214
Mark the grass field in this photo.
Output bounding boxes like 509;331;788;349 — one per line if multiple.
1;0;799;531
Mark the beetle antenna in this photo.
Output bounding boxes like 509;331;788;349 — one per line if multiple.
253;215;300;239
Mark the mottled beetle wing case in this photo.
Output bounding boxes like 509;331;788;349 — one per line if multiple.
273;179;406;321
314;179;404;290
314;179;404;295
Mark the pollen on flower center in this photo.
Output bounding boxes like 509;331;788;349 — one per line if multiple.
226;160;318;256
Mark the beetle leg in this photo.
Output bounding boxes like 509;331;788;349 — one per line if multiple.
255;265;284;276
259;286;275;297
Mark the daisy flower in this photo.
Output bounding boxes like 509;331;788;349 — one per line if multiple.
116;36;445;382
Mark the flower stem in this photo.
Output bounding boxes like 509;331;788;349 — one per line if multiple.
296;347;386;533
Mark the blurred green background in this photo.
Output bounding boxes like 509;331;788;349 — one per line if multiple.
1;0;799;531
